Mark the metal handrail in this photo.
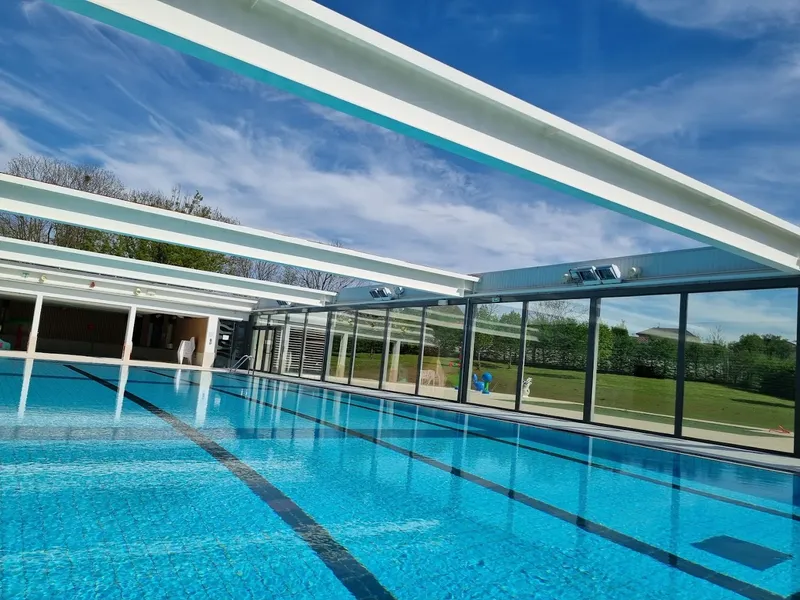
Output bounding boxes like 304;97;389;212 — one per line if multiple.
229;354;251;372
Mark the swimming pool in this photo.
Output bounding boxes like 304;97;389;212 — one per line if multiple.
1;357;799;599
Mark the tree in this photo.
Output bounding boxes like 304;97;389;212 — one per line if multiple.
2;155;126;248
472;304;498;369
496;309;523;368
279;241;357;292
108;187;235;272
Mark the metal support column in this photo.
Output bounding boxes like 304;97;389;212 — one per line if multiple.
278;313;291;375
259;316;271;372
674;293;689;437
514;303;529;412
457;301;476;405
414;308;428;396
378;310;391;390
298;312;309;379
583;298;601;423
348;312;360;386
794;288;800;456
320;312;334;383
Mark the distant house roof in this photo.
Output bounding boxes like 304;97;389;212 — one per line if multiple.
636;327;702;343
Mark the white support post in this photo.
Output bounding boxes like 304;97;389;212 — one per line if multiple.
122;305;137;362
202;316;219;369
27;294;43;355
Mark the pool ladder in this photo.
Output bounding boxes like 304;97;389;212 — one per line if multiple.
229;355;251;373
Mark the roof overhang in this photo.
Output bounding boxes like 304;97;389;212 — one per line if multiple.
0;236;335;306
45;0;800;273
0;175;478;297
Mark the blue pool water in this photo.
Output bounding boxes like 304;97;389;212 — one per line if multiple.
1;358;799;599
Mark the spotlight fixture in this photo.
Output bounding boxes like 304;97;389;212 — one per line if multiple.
568;264;622;286
134;288;142;296
369;287;393;299
39;274;47;283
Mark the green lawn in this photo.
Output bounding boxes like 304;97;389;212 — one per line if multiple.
347;353;794;432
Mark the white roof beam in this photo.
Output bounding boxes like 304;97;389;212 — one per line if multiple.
0;175;477;296
0;280;249;320
0;263;258;313
0;236;336;306
45;0;800;272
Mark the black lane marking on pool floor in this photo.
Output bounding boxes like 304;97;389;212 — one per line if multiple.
169;370;800;524
67;365;397;600
150;370;787;600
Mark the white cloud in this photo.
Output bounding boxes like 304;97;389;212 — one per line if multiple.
621;0;800;36
600;289;797;342
0;0;689;275
581;45;800;217
63;116;683;274
0;117;42;166
444;0;538;43
585;51;800;146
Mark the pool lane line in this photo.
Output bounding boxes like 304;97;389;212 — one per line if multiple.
66;365;398;600
157;369;800;524
146;370;786;600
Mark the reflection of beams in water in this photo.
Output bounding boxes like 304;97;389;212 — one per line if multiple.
195;371;212;427
17;359;33;420
114;365;129;423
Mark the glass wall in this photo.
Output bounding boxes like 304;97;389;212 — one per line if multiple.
301;313;327;379
382;308;423;393
351;309;388;389
683;288;796;453
520;299;590;420
465;302;523;409
593;295;680;433
419;304;466;401
260;282;800;456
325;311;356;384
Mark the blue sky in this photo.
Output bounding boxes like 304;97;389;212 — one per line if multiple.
0;0;798;319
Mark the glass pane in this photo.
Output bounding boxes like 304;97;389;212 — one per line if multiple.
521;299;590;419
466;302;523;409
252;329;265;371
419;304;466;401
260;329;274;372
683;288;796;453
352;309;387;389
280;314;305;376
301;313;327;379
383;308;424;393
269;315;287;373
594;295;679;434
325;311;356;384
